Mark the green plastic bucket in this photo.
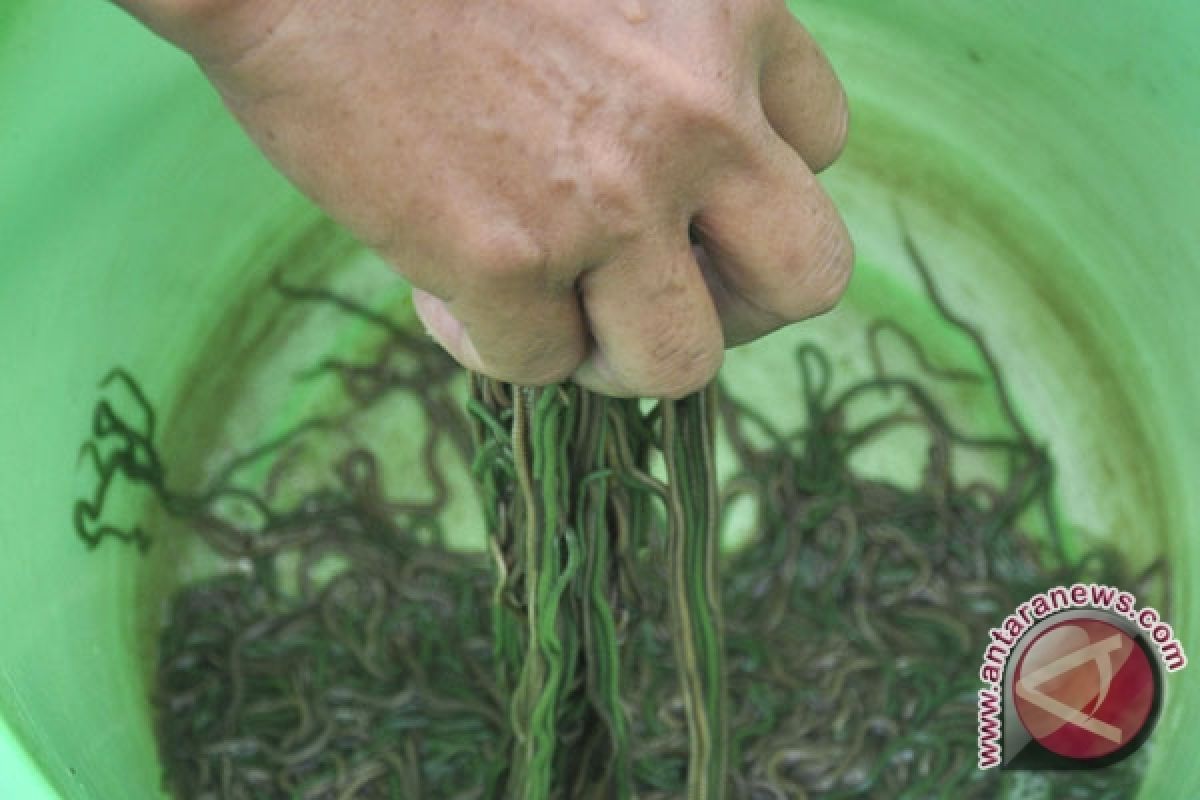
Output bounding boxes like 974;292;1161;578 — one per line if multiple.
2;1;1197;797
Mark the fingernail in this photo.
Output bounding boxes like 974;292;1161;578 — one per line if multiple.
412;289;485;373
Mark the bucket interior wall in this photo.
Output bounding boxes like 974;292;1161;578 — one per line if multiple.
2;1;1197;797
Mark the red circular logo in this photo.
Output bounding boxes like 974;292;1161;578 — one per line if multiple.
1012;618;1156;760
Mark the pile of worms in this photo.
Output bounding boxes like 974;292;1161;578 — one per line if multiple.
75;239;1161;799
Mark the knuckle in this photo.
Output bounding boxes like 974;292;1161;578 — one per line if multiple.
654;65;744;147
638;325;724;399
509;340;586;387
456;223;549;285
670;80;732;129
746;0;792;39
765;222;854;320
807;227;855;315
479;304;587;387
821;89;851;168
582;155;645;235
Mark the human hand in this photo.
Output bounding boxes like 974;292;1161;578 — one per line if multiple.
121;0;852;397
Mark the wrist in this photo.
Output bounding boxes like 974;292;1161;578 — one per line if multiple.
114;0;298;68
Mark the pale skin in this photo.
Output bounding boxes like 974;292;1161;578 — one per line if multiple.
117;0;854;398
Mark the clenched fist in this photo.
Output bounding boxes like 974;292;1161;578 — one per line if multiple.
120;0;853;397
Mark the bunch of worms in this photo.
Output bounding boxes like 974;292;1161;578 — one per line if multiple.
75;240;1161;799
